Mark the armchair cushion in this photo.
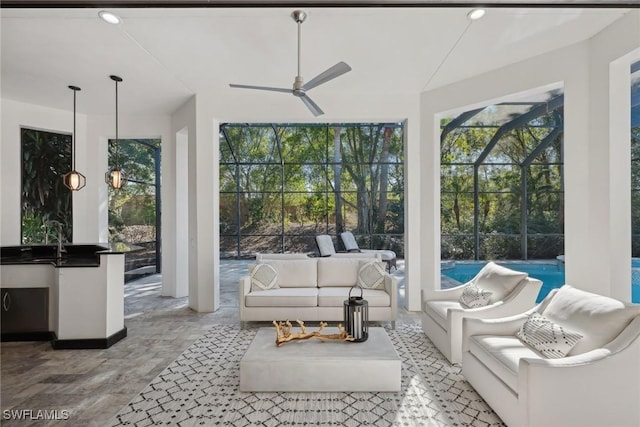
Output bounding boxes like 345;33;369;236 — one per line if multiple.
542;285;640;355
459;284;493;308
469;335;540;392
516;312;583;358
472;262;528;303
250;263;279;292
424;300;462;329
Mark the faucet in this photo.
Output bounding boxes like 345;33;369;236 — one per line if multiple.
45;220;66;259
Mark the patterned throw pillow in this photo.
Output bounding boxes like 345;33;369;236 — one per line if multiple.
516;312;583;359
459;284;493;308
250;263;279;292
357;261;386;290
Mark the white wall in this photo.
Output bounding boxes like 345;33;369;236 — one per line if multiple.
420;11;640;301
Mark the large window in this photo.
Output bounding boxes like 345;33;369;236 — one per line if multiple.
108;138;161;279
21;128;72;244
632;61;640;258
631;61;640;303
220;123;404;258
440;92;564;260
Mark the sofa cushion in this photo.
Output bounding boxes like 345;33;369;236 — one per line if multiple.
424;300;463;330
469;335;542;392
542;285;640;355
245;288;318;307
472;262;528;303
357;261;386;290
459;284;493;308
516;313;583;358
317;258;371;287
261;259;318;288
250;263;279;292
317;287;390;307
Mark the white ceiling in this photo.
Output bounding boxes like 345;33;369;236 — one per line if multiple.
0;7;629;116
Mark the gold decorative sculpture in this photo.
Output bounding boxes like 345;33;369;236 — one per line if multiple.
273;320;355;346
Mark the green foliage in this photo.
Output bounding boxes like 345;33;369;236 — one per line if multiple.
21;128;72;243
441;102;564;260
108;139;159;243
219;123;405;256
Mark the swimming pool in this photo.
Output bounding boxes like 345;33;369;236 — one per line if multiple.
442;259;640;303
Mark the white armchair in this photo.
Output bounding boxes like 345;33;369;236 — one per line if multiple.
462;285;640;427
422;262;542;364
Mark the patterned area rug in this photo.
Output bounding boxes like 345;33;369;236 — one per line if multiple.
108;323;504;426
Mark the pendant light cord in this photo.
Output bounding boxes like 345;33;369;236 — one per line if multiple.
115;78;119;168
73;88;76;170
297;21;301;78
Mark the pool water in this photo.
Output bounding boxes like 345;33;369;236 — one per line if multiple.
442;260;640;303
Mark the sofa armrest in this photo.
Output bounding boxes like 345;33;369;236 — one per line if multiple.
422;283;468;304
461;314;529;352
518;317;640;427
239;276;251;319
384;274;398;321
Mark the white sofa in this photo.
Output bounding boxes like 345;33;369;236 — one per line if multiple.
462;285;640;427
422;262;542;364
239;253;398;328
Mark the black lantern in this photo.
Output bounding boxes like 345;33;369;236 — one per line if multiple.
343;285;368;342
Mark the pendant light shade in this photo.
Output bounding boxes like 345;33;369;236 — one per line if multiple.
63;85;86;191
105;75;127;189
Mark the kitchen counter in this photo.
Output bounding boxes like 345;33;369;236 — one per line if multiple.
1;243;135;349
1;242;141;268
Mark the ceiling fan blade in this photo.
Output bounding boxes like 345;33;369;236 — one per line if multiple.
300;94;324;117
302;61;352;91
229;84;293;94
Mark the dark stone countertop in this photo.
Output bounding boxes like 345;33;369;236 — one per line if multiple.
1;242;143;268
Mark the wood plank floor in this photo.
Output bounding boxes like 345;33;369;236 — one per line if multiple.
1;260;417;426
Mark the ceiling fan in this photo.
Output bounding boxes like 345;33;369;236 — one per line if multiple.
229;10;351;117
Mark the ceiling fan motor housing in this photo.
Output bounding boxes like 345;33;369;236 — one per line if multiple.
293;76;305;96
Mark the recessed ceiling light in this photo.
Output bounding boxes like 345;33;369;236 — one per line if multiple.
467;8;486;21
99;11;121;25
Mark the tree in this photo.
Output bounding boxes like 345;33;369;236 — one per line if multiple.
21;128;72;243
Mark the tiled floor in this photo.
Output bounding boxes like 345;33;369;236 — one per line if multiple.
0;260;419;426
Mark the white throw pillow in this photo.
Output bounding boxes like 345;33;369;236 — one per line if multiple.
250;263;279;292
472;262;528;303
357;261;386;290
459;284;493;308
516;312;583;359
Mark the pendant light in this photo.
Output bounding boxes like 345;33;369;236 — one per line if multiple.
63;85;86;191
105;75;127;189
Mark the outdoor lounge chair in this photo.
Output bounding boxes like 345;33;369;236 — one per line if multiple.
339;231;397;272
315;234;337;257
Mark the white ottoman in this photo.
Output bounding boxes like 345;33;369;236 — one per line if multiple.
240;327;401;392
